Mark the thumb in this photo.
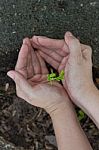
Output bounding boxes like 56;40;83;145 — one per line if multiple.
7;70;25;84
64;32;82;62
7;70;30;90
7;70;36;101
7;70;16;81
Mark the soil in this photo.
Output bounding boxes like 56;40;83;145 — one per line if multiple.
0;0;99;149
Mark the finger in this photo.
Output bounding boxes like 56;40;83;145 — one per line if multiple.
35;51;48;74
23;38;35;78
15;43;28;70
64;32;82;62
27;47;34;78
24;39;41;76
7;70;38;106
32;50;41;74
7;70;31;91
33;44;62;62
22;38;47;77
58;56;69;73
38;51;59;70
31;40;68;57
31;41;64;62
33;36;64;49
31;37;68;57
24;38;41;75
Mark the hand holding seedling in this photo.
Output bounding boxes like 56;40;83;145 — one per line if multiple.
32;33;93;105
31;32;99;128
7;32;98;150
7;38;70;115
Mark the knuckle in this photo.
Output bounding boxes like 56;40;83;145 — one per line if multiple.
87;45;92;52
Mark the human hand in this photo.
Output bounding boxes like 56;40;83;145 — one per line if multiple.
31;32;95;107
7;38;69;115
31;36;69;73
63;32;95;105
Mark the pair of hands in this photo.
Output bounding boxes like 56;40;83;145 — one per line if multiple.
7;32;94;115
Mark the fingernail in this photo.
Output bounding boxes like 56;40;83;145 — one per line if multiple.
7;71;15;80
66;32;73;37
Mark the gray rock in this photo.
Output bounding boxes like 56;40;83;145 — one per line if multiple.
45;135;57;147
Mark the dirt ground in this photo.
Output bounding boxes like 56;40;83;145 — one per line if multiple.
0;0;99;149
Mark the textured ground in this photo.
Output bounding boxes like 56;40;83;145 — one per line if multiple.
0;0;99;149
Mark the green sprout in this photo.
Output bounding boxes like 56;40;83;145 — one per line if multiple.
47;69;64;82
78;110;85;121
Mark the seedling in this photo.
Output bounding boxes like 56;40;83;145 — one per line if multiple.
78;110;85;121
47;69;64;83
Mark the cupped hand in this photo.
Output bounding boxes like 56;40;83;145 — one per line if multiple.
31;35;69;73
7;38;69;114
31;32;94;107
63;32;94;105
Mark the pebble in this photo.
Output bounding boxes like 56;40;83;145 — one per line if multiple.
45;135;57;147
90;2;97;6
12;23;15;26
12;31;16;34
80;3;83;7
12;4;15;9
14;12;17;16
5;83;9;92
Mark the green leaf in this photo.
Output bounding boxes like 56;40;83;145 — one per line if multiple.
49;73;56;78
47;70;65;82
78;110;85;121
59;70;64;80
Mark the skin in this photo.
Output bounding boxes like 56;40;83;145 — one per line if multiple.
31;32;99;128
7;38;69;114
7;37;92;150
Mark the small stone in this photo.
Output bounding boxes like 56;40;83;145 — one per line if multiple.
14;12;17;16
12;23;15;26
45;135;57;147
5;83;9;91
12;31;16;34
12;4;15;9
90;2;97;6
80;3;83;7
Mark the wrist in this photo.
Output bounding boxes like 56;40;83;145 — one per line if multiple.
48;100;74;119
75;84;99;127
45;101;67;116
79;83;98;104
74;82;97;106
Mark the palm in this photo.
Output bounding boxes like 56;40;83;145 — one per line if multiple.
31;36;90;84
15;38;66;109
15;38;47;85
